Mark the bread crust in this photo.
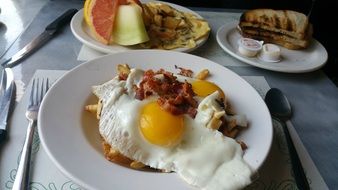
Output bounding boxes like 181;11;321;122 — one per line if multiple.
239;9;312;49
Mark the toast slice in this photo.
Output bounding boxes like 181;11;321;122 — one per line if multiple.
239;9;310;40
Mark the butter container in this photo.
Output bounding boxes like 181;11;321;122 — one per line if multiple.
238;38;263;57
258;43;281;62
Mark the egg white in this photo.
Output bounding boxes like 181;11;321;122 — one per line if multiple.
92;68;253;190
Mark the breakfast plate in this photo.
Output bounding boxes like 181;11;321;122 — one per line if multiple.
38;50;272;190
70;2;209;54
216;21;328;73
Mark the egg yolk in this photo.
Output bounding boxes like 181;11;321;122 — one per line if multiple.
192;80;225;99
139;102;184;147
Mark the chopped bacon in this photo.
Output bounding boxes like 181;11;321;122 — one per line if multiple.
215;98;225;109
237;140;248;150
135;69;197;117
175;65;193;78
118;73;129;80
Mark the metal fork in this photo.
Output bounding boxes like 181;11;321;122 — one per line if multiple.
12;78;49;190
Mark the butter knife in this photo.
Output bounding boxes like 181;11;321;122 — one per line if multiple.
1;9;78;68
0;68;16;143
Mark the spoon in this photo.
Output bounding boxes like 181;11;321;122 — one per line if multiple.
265;88;310;190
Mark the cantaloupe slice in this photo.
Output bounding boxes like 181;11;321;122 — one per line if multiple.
112;4;149;46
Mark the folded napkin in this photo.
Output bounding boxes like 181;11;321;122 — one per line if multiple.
0;70;328;190
77;43;247;67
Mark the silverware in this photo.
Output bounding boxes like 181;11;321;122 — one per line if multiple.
0;68;16;143
265;88;310;190
12;78;49;190
1;9;78;68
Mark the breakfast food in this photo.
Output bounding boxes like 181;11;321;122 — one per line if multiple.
85;65;253;189
238;9;313;49
140;2;210;49
83;0;210;49
113;3;150;45
84;0;149;45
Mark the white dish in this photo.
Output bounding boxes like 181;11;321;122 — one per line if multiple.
70;2;209;54
216;21;328;73
38;50;273;190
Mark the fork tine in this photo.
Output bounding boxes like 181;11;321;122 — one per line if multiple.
35;78;40;105
39;78;44;103
45;78;49;95
30;79;36;106
39;78;49;105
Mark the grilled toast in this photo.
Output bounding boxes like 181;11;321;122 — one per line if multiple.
238;9;312;49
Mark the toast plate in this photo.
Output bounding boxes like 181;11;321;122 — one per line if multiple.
70;2;209;54
216;21;328;73
38;50;272;190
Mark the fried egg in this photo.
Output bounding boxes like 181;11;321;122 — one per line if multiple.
92;68;253;190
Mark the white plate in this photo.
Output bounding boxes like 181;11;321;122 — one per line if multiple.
216;21;328;73
38;50;272;190
70;2;209;54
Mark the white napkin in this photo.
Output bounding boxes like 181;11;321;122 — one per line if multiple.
77;45;105;62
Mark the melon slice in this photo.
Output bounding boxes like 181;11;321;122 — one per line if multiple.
112;4;149;46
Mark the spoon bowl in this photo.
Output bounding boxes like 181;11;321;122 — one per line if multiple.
265;88;292;121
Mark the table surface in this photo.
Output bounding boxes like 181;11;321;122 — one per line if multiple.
1;0;337;189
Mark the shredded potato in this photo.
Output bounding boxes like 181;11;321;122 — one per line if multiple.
195;69;210;80
130;161;146;169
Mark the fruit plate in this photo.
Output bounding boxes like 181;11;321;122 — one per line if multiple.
70;2;210;54
216;21;328;73
38;50;273;190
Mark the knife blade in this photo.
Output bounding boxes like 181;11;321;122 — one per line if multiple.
1;8;78;68
0;68;16;143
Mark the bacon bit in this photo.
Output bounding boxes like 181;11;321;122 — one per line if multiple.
215;98;226;109
135;69;197;117
187;107;198;118
175;65;193;77
118;73;129;80
237;141;248;150
117;64;131;80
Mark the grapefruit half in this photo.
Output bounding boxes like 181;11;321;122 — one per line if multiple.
87;0;120;44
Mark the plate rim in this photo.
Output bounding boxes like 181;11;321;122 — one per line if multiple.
216;21;328;73
70;2;210;54
38;50;273;190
